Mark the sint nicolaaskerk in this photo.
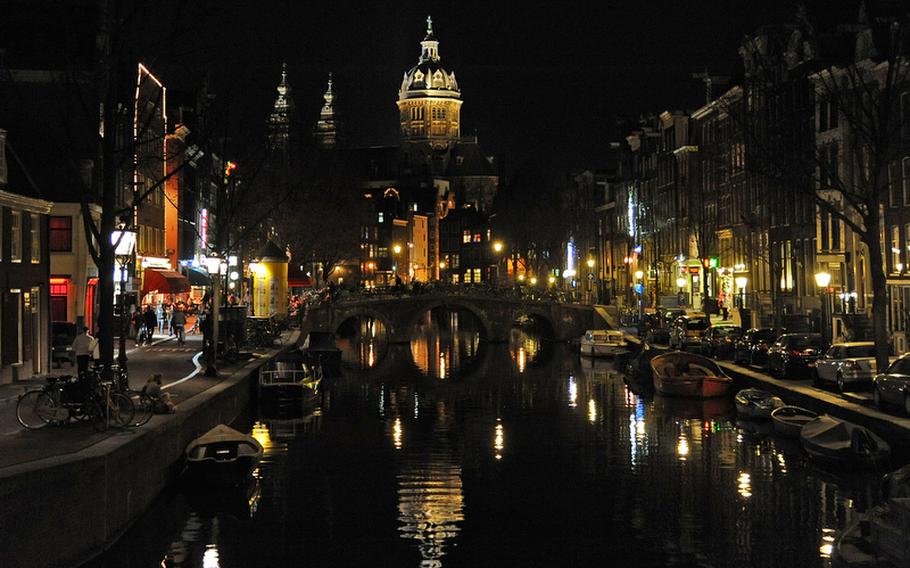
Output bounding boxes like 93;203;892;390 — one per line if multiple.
269;16;500;288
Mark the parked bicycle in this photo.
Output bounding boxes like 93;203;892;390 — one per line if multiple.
16;373;135;431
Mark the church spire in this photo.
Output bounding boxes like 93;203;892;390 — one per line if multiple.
419;15;440;62
315;72;341;149
268;62;294;152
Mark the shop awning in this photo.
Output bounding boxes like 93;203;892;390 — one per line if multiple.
184;267;212;287
142;269;191;295
288;275;315;288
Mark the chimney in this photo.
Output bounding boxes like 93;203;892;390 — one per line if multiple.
0;129;7;187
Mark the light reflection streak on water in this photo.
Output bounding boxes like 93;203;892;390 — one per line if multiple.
568;375;578;408
414;392;420;419
738;471;752;499
819;528;835;558
393;417;403;450
202;544;220;568
587;399;597;423
628;396;647;468
439;351;446;379
494;420;504;459
518;347;527;373
677;434;689;461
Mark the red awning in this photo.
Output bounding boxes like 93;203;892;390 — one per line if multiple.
142;269;191;295
288;275;315;288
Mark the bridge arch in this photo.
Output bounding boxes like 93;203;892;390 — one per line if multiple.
508;306;556;339
334;307;394;340
402;299;491;343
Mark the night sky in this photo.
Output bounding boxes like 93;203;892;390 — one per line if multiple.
2;0;861;173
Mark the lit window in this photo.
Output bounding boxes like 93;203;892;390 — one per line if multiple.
30;214;40;263
473;233;481;243
462;230;471;244
49;216;72;252
10;211;21;262
378;212;384;223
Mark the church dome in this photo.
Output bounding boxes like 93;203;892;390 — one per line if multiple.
398;16;460;100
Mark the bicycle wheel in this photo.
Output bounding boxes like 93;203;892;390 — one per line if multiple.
89;400;108;432
109;392;135;427
16;390;55;430
130;394;154;427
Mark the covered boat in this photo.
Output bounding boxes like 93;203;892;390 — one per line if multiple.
770;406;818;438
734;388;783;419
649;352;734;398
580;330;629;358
185;424;264;486
800;415;890;467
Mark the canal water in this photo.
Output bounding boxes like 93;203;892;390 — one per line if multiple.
89;308;894;568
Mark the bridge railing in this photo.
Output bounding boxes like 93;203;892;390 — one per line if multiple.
314;283;582;306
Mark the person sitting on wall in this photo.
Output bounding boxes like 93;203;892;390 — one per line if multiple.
142;374;175;413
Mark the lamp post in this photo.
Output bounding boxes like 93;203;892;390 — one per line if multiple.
586;258;596;304
635;270;644;320
815;271;832;343
392;244;402;286
112;228;136;372
734;276;748;309
203;254;222;376
493;241;504;286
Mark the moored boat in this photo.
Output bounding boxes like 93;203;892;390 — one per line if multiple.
649;352;734;398
185;424;264;486
580;330;629;358
734;388;783;419
770;405;818;438
800;415;890;467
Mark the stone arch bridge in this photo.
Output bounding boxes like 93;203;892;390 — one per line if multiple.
303;293;598;344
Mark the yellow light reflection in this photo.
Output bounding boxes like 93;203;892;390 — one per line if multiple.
393;417;403;450
737;471;752;499
819;528;836;558
202;545;220;568
368;341;375;368
251;421;271;449
677;434;689;461
518;347;527;373
568;376;578;408
439;352;446;379
494;420;504;460
588;399;597;423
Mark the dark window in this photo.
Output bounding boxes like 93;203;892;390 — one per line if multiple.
49;216;72;252
845;345;877;358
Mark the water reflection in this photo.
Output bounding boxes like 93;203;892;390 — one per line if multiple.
92;323;900;568
339;316;388;369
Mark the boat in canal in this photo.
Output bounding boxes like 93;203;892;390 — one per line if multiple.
770;405;818;438
580;329;629;358
799;415;890;467
185;424;264;486
734;388;783;419
649;352;734;398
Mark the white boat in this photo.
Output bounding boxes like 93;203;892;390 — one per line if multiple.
185;424;264;486
579;330;628;358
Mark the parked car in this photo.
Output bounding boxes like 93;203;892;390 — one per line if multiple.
814;342;894;393
669;314;709;350
873;354;910;415
701;325;744;359
767;333;827;379
51;321;78;367
733;328;778;365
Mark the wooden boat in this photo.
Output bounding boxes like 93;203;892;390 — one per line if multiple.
734;388;783;419
800;415;890;467
649;352;734;398
185;424;264;486
770;405;818;438
580;330;629;358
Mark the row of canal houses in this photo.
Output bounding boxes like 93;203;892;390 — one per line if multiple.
579;4;910;353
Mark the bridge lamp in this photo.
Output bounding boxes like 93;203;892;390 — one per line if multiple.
530;276;538;285
586;258;595;269
493;241;504;253
393;244;402;255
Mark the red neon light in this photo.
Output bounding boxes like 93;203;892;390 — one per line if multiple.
49;277;69;285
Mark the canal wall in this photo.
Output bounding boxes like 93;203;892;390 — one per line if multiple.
0;351;284;568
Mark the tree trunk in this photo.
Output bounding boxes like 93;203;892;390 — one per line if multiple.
863;225;891;371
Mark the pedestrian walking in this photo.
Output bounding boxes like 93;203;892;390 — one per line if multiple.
72;327;94;375
171;305;187;346
143;305;157;345
156;302;165;335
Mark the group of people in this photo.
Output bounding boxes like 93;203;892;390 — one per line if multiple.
132;300;202;347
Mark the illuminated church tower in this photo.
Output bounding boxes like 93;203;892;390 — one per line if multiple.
268;62;293;154
315;73;341;149
397;16;462;149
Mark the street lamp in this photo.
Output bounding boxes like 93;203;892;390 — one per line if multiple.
492;241;504;285
392;244;402;285
111;228;136;372
634;270;645;319
815;271;832;342
735;276;748;310
586;258;596;303
530;276;538;285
